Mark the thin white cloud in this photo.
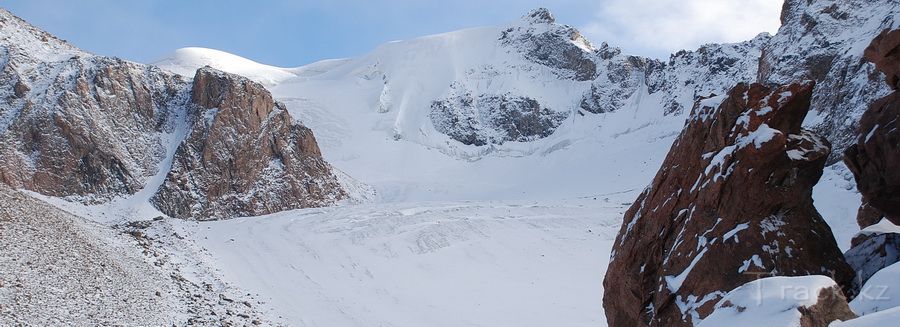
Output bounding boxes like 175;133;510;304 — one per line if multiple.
580;0;782;58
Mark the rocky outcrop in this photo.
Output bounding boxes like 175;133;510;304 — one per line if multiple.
865;29;900;90
844;28;900;228
150;67;347;220
0;9;349;220
603;82;854;326
430;85;569;146
0;9;190;202
500;8;597;81
841;28;900;295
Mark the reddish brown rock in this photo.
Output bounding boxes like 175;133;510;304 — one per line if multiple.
863;28;900;90
150;67;347;220
603;81;854;327
0;56;187;202
844;28;900;228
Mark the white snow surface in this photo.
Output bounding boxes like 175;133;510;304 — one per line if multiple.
858;219;900;237
833;307;900;327
850;262;900;316
151;47;297;87
168;198;626;327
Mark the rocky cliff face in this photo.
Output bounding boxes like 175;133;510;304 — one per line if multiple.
759;0;899;163
151;67;346;220
603;82;854;326
844;28;900;228
840;28;900;293
0;9;348;219
0;9;189;202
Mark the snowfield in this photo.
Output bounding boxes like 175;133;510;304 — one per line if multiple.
8;7;883;326
145;41;869;325
132;18;873;324
172;198;628;326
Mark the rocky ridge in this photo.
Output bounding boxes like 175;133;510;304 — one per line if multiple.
428;1;898;160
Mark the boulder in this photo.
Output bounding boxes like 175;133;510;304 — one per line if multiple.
863;29;900;90
603;81;855;326
150;67;347;220
844;218;900;291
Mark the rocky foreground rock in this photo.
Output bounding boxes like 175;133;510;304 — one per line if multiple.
841;28;900;292
604;81;854;326
151;67;346;219
844;28;900;228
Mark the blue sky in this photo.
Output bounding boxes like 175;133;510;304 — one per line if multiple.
2;0;783;67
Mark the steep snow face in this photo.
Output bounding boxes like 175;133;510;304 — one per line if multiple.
154;9;689;203
150;2;895;208
157;9;661;155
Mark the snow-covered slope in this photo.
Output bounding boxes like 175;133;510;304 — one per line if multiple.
151;47;297;87
143;4;896;326
154;9;689;204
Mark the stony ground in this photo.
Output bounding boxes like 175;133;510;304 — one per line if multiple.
0;185;277;326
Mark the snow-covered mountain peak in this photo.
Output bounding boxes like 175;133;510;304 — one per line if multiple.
151;47;297;87
522;7;556;25
0;8;86;65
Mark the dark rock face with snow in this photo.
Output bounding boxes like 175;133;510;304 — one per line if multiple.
759;0;897;163
431;88;569;146
0;9;189;202
0;9;347;220
151;67;346;220
844;28;900;228
845;232;900;289
603;82;854;327
499;8;597;81
647;34;770;116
